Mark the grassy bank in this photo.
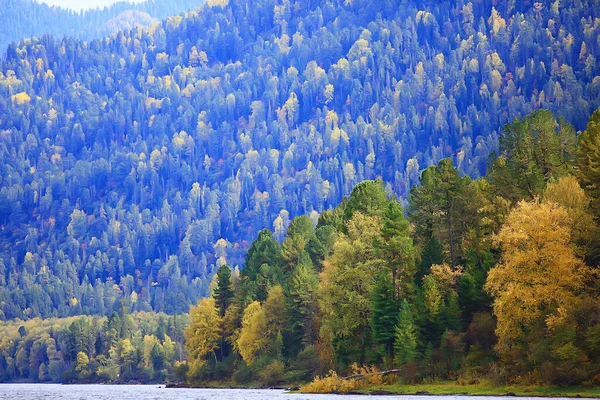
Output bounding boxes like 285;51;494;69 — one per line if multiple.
357;382;600;397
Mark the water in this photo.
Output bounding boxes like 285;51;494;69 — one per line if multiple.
0;385;587;400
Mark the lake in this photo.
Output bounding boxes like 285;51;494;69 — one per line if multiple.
0;385;591;400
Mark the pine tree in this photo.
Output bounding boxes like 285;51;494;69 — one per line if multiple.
371;273;398;361
379;201;416;298
394;300;418;366
213;265;234;316
343;179;388;221
578;108;600;214
417;237;444;284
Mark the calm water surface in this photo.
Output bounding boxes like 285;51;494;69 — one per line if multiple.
0;385;588;400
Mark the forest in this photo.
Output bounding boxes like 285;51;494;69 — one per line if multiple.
184;107;600;388
2;0;600;321
0;0;204;54
1;107;600;386
0;303;189;383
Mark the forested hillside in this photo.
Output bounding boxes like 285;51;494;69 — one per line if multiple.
185;108;600;387
2;108;600;385
1;0;600;320
0;0;204;53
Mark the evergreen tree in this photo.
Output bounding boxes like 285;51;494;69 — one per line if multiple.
417;237;444;284
213;265;234;316
379;201;416;298
394;300;418;366
343;180;388;222
371;273;398;362
489;110;576;203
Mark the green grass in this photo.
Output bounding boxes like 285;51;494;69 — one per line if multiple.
362;381;600;397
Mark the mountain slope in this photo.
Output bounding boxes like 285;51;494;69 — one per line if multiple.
0;0;599;319
0;0;204;52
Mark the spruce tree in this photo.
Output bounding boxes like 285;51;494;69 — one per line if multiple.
394;300;418;366
371;273;398;361
213;265;234;316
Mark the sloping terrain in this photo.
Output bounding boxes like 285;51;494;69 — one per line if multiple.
0;0;599;318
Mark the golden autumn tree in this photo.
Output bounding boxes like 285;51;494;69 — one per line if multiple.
485;200;590;372
543;175;596;258
236;285;285;367
184;297;223;380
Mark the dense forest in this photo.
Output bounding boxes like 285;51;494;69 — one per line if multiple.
0;0;204;53
184;108;600;388
2;0;600;320
0;303;189;383
2;107;600;385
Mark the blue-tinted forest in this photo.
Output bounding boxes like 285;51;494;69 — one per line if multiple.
0;0;204;54
1;0;600;320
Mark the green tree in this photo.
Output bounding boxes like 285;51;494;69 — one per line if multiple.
343;180;388;221
318;213;384;364
243;230;282;282
394;300;418;366
281;216;314;274
288;261;319;346
410;159;473;269
378;201;416;298
371;273;398;362
213;265;234;316
578;108;600;213
489;110;576;202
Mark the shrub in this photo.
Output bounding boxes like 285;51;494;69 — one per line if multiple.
258;360;285;386
285;345;324;382
232;361;253;384
300;364;384;393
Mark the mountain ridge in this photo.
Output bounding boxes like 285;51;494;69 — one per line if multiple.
0;0;205;53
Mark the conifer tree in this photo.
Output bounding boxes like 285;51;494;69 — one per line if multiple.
213;265;234;317
394;300;418;366
371;273;398;361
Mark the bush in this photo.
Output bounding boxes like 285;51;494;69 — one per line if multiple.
285;345;324;382
214;354;237;380
258;360;285;386
300;364;384;394
173;361;189;382
300;370;358;393
232;361;253;384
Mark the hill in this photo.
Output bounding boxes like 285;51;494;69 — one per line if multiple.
0;0;600;319
0;0;204;53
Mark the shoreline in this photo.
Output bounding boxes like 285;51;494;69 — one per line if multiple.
165;382;600;398
0;382;599;398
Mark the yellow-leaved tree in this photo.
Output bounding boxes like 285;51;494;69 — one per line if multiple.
184;297;222;380
542;175;595;257
485;200;590;376
236;285;284;367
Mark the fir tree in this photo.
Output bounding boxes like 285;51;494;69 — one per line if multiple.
371;273;398;361
394;300;418;366
213;265;234;317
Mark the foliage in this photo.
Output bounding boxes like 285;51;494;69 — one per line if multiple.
0;311;187;383
2;0;600;319
485;200;594;380
394;300;418;366
184;109;600;387
184;297;222;379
